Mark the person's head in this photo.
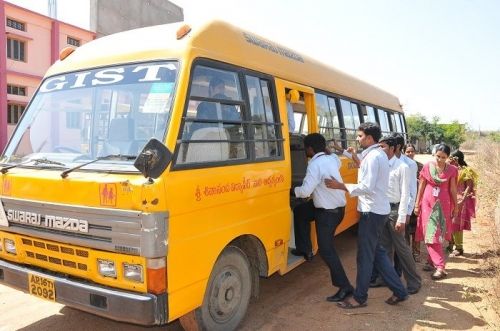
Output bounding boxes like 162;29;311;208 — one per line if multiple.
356;122;382;148
303;133;326;157
379;135;397;159
450;149;467;167
434;143;451;166
390;133;405;155
404;143;417;160
208;77;225;97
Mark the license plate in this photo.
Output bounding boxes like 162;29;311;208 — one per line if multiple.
28;273;56;302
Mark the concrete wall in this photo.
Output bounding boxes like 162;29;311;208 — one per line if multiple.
90;0;183;37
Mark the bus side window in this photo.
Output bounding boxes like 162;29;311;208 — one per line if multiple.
245;75;281;159
389;112;397;132
340;99;358;148
398;113;406;134
177;65;245;164
327;96;341;141
377;108;391;136
315;93;332;139
363;105;377;123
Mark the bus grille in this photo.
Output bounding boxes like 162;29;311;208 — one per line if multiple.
22;237;89;271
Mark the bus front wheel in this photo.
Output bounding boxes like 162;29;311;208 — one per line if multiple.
196;246;252;331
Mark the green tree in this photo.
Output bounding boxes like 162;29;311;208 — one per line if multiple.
406;113;469;150
428;117;445;145
406;113;430;143
440;121;467;149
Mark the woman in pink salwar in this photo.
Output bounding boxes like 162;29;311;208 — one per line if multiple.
447;150;478;256
414;144;458;280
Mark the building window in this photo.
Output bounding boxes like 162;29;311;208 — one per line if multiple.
7;104;25;124
66;112;81;129
67;36;81;47
7;84;26;96
6;18;25;31
6;38;25;61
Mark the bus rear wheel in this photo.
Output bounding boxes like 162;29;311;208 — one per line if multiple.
195;246;252;331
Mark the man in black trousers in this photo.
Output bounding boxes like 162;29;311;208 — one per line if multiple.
293;133;353;302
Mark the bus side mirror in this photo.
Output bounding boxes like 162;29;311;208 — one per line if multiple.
134;138;172;179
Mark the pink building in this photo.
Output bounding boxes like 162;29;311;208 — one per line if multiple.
0;0;95;150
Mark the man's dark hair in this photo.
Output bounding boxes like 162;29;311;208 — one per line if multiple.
304;133;326;154
358;122;382;142
379;135;398;148
435;143;451;156
390;133;405;149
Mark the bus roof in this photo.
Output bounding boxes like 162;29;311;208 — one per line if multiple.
47;20;402;112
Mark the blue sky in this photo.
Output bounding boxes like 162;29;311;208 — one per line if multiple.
9;0;500;131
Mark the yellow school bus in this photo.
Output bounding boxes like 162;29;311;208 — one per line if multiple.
0;21;406;329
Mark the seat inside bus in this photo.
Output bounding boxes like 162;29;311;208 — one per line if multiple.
104;117;135;155
289;133;308;207
185;127;230;163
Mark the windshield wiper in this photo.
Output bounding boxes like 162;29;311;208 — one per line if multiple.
1;158;67;174
60;154;137;178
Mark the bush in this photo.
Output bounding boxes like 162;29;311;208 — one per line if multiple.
468;137;500;314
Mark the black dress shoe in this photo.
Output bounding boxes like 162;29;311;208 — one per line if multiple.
326;287;353;302
291;249;313;261
291;248;303;256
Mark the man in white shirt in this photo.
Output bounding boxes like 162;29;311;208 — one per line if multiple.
374;136;421;294
393;134;418;223
391;133;419;273
294;133;353;302
325;123;408;308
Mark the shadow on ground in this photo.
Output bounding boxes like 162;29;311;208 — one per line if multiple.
16;231;491;331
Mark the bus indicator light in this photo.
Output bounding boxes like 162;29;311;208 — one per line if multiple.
146;257;166;294
59;46;75;61
176;24;191;40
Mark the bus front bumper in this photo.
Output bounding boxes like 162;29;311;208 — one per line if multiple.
0;259;167;326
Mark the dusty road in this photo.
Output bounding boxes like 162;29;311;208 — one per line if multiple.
1;226;498;331
1;154;499;330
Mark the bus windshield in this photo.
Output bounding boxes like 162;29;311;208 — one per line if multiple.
2;61;178;172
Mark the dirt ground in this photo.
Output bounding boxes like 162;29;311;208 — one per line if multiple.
1;154;499;331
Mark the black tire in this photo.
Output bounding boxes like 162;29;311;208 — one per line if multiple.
195;246;252;331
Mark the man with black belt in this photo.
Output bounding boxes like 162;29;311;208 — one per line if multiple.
293;133;353;302
374;136;421;294
325;123;408;308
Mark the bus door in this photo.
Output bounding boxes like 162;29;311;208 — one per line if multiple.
274;79;318;273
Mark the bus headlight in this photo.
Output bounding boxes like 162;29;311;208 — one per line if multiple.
97;259;116;278
123;263;143;282
4;238;16;255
